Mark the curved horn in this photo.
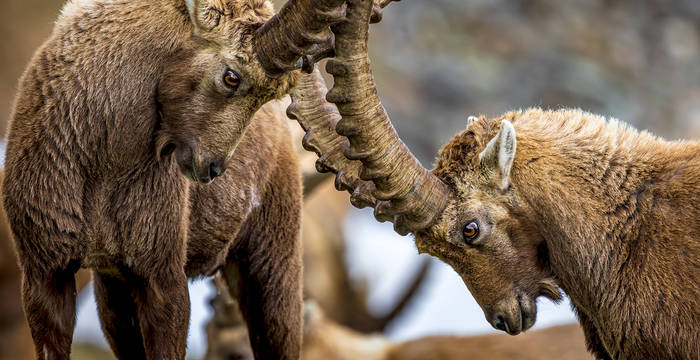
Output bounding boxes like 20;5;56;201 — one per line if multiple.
289;0;449;235
253;0;347;78
327;0;449;235
370;0;400;23
288;68;377;209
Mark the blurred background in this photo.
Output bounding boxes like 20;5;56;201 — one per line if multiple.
1;0;699;358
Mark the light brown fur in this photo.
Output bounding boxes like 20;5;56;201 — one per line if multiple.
384;323;591;360
3;0;303;359
206;298;592;360
419;108;700;359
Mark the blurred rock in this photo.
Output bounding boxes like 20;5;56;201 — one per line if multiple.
353;0;700;163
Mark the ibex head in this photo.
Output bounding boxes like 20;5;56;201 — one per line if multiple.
417;117;561;335
156;0;344;183
290;0;559;336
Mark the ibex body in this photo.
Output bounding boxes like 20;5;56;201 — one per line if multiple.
3;0;348;358
304;305;592;360
289;1;700;358
425;109;700;359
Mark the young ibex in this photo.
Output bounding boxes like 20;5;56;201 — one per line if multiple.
3;0;351;358
289;1;700;359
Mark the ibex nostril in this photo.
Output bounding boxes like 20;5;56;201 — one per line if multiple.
494;314;507;332
209;162;224;180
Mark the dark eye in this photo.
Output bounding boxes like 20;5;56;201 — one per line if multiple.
223;69;241;90
462;220;480;244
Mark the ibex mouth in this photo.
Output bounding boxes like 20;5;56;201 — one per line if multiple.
517;293;537;333
489;293;538;335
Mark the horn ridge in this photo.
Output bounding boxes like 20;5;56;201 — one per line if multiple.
254;0;346;78
325;0;449;235
288;68;378;207
286;0;445;235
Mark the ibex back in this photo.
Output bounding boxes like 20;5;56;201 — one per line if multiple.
2;0;350;358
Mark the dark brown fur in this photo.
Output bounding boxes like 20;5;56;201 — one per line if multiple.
204;174;429;360
0;177;91;359
3;0;303;359
420;109;700;359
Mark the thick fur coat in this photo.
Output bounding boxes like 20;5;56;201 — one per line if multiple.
3;0;303;359
422;108;700;359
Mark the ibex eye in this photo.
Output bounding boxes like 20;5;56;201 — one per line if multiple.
223;69;241;90
462;220;480;244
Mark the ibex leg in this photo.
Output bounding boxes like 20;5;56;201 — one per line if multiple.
94;272;147;360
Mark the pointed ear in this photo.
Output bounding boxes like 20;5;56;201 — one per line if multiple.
185;0;223;33
478;120;517;190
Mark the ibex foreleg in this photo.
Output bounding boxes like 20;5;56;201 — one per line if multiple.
21;262;78;360
93;272;147;359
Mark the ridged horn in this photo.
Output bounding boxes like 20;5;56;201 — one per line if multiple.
328;0;449;235
287;0;401;207
288;68;377;209
253;0;347;78
291;0;449;234
370;0;400;23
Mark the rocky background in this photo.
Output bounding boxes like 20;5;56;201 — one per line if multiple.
355;0;700;165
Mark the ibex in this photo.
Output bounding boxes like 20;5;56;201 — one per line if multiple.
289;1;700;359
3;0;352;358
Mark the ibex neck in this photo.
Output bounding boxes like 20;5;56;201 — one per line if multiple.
50;0;191;172
510;109;700;329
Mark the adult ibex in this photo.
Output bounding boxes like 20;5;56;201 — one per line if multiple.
289;1;700;359
3;0;351;358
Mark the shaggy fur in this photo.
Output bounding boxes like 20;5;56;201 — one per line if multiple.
419;108;700;359
0;181;92;360
3;0;303;359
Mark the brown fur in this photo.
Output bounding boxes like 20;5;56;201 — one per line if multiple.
2;0;303;359
0;169;33;360
0;169;92;360
384;323;592;360
418;108;700;359
205;172;429;360
206;298;592;360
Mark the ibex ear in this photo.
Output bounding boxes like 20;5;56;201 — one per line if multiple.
185;0;223;33
479;120;517;190
466;116;478;127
